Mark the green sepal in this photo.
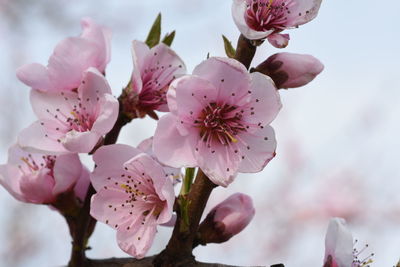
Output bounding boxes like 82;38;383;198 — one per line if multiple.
222;35;236;58
145;13;162;48
162;31;176;47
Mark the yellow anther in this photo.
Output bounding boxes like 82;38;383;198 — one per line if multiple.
20;157;36;171
120;184;133;193
267;0;274;9
225;131;238;143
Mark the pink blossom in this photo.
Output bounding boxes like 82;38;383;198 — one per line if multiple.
90;144;175;258
0;144;85;204
17;17;112;93
198;193;255;244
153;57;281;187
324;218;374;267
120;40;186;118
232;0;322;41
255;52;324;89
18;68;119;154
137;137;182;183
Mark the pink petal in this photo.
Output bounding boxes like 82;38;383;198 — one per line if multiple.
196;139;240;187
167;75;217;121
237;125;276;173
231;0;273;40
131;40;150;94
48;37;99;92
267;33;290;49
18;121;69;154
79;68;112;100
52;153;82;195
62;130;101;153
117;222;157;259
243;72;282;128
74;165;91;202
80;17;112;72
153;114;198;168
16;63;54;92
0;164;26;202
91;144;141;191
19;169;55;204
193;57;251;107
91;94;119;135
287;0;323;27
324;218;354;267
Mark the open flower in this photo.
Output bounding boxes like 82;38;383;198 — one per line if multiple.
120;40;186;118
18;68;119;154
90;144;175;258
153;57;281;187
232;0;322;45
324;218;374;267
17;17;112;92
0;144;86;204
197;193;255;245
255;52;324;89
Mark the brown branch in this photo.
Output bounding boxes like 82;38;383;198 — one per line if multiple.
234;34;257;70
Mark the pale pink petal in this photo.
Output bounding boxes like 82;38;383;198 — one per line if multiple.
19;169;55;204
80;17;112;72
16;63;54;92
267;33;290;48
91;144;141;191
18;121;69;154
74;166;91;202
117;222;157;259
0;164;26;201
231;0;273;40
153;114;198;168
324;218;354;267
62;130;101;153
167;75;217;119
237;125;276;173
196;139;240;187
243;72;282;127
91;94;119;135
131;40;150;94
79;68;112;100
287;0;323;27
48;37;99;92
52;153;82;195
193;57;251;107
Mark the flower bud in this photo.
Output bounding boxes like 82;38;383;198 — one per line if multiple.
255;52;324;89
196;193;255;245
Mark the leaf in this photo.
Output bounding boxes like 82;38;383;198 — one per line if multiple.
162;31;176;47
222;35;236;58
145;13;162;48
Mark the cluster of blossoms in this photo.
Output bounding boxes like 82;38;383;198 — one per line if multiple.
0;1;364;266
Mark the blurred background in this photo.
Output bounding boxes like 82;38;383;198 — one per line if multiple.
1;0;400;266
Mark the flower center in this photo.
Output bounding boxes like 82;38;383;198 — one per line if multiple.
195;102;246;145
245;0;295;32
19;154;56;176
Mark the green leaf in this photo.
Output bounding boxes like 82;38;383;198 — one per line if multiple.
162;31;176;47
145;13;162;48
222;35;236;58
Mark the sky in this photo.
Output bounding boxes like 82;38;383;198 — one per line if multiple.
0;0;400;266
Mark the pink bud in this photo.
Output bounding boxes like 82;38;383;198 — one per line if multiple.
255;52;324;89
197;193;255;245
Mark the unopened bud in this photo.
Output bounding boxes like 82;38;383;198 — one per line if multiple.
255;52;324;89
196;193;255;246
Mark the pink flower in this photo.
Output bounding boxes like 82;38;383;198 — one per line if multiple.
18;68;119;154
232;0;322;44
90;144;175;258
153;57;281;187
324;218;374;267
120;40;186;118
198;193;255;244
17;17;112;93
255;52;324;89
137;137;182;183
0;144;86;204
